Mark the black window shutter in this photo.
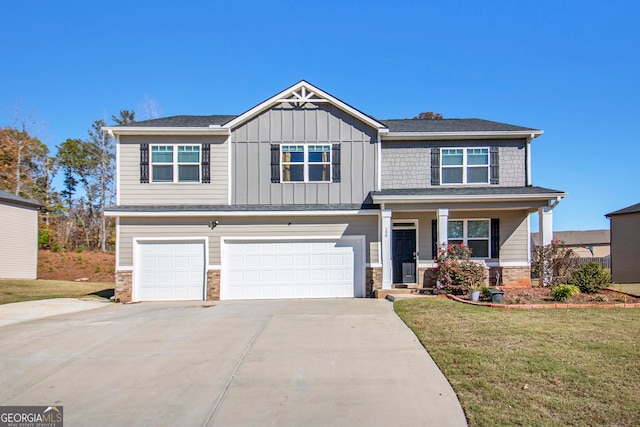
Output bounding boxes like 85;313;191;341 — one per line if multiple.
431;219;438;259
431;148;440;186
140;143;149;183
332;143;341;183
490;147;499;185
201;143;211;183
270;144;280;183
491;218;500;258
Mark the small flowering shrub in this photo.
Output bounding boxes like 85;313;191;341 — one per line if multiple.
550;284;580;302
434;243;486;294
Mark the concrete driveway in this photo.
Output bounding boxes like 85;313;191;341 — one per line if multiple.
0;299;466;426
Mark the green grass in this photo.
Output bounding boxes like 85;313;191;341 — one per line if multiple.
395;298;640;426
0;279;113;305
613;283;640;295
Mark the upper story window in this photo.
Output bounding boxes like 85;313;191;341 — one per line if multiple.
150;145;200;183
448;219;490;258
281;144;331;182
441;148;489;184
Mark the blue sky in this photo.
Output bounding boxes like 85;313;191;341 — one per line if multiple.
1;0;638;231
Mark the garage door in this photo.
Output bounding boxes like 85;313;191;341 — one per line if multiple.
222;239;363;300
135;240;205;301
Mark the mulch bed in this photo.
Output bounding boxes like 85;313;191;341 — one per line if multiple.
499;287;640;305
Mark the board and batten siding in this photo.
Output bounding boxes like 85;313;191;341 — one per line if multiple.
231;103;378;205
118;215;379;267
381;139;526;189
0;202;38;279
118;135;228;206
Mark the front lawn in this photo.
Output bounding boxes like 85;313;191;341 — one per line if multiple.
395;298;640;427
0;279;113;305
614;283;640;295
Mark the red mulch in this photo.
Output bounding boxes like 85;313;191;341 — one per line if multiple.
498;286;640;305
38;250;115;282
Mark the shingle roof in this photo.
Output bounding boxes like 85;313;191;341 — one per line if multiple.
371;186;564;197
0;190;42;208
531;230;610;247
605;202;640;217
122;115;237;127
381;118;538;133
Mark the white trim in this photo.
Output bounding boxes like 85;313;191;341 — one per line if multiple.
527;214;532;263
448;218;491;259
381;209;392;289
220;235;367;299
382;130;543;141
227;135;232;205
441;147;490;185
115;135;121;205
103;126;230;136
280;144;332;183
418;261;437;268
376;132;382;191
366;263;382;268
391;219;419;283
371;192;567;204
484;261;530;267
116;266;133;271
115;217;121;269
149;144;202;184
105;209;380;218
207;265;221;270
224;81;388;131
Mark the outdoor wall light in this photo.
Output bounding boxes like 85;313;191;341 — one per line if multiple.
209;220;219;229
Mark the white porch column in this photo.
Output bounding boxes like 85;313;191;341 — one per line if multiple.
437;208;449;249
381;209;392;289
538;206;554;245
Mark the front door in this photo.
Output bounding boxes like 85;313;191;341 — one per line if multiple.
392;229;417;283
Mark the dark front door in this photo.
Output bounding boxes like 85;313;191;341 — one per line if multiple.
392;229;417;283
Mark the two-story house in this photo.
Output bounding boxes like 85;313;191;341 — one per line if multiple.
104;81;565;302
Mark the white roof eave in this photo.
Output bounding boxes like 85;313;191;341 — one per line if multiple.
382;130;543;141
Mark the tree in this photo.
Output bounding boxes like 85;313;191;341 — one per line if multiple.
111;110;135;126
412;112;443;120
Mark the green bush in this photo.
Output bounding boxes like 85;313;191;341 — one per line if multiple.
569;262;611;293
550;285;580;302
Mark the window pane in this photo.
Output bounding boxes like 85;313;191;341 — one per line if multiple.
309;164;330;181
448;221;464;239
151;146;173;163
152;165;173;182
468;220;489;238
282;164;304;182
467;148;488;165
449;239;464;246
308;146;330;163
178;165;199;182
468;240;489;258
467;167;488;183
178;146;200;163
282;146;304;163
442;149;463;165
442;167;463;184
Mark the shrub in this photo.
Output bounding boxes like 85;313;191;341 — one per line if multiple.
532;240;579;287
550;284;580;302
434;243;486;294
569;262;611;293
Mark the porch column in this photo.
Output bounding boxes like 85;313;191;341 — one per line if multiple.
437;208;449;248
381;209;392;289
538;206;553;245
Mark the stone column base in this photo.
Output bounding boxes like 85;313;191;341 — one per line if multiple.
366;267;382;297
207;270;221;300
115;270;132;303
499;266;531;287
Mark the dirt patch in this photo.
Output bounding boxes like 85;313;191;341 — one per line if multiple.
501;286;640;305
38;250;115;282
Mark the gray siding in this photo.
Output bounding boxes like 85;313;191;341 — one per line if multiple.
231;103;378;205
381;139;526;189
118;215;379;267
0;202;38;279
610;213;640;282
118;135;228;205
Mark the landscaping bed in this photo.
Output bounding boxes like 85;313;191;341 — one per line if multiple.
499;286;640;305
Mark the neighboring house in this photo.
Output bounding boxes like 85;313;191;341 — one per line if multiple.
0;190;41;279
104;81;566;302
531;230;610;258
605;203;640;283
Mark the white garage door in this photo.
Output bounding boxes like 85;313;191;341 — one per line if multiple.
222;239;363;300
135;240;205;301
